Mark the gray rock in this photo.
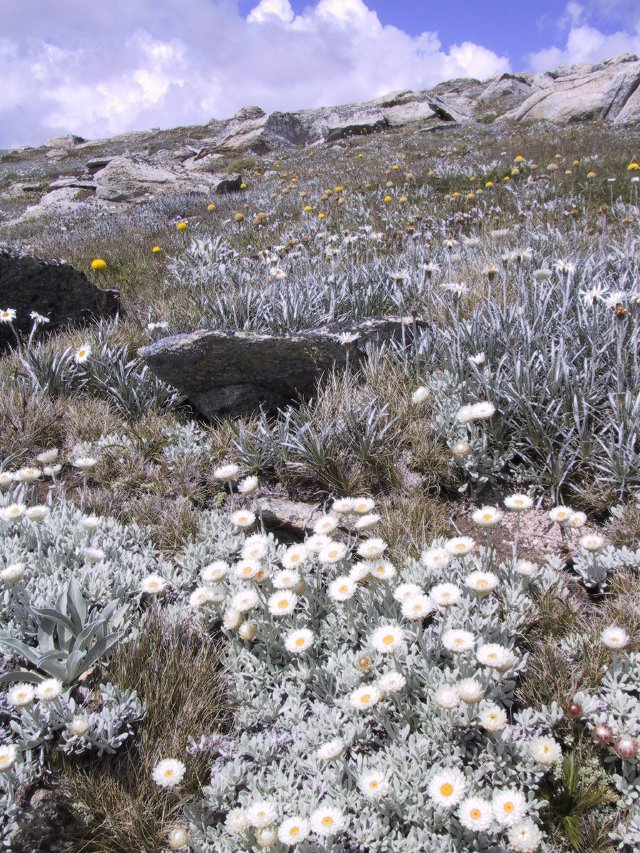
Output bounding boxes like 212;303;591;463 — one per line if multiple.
235;105;266;121
325;116;389;142
86;156;113;171
0;247;121;351
256;495;322;537
139;317;415;420
426;95;475;124
12;785;83;852
214;173;243;194
44;134;85;148
93;156;180;201
507;55;640;123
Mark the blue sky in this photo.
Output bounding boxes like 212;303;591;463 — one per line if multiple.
1;0;639;148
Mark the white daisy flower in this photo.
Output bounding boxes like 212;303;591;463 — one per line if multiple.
465;571;499;596
35;678;63;701
316;739;345;761
248;800;277;827
357;538;388;560
378;671;406;693
0;472;14;487
152;758;186;788
230;510;255;529
508;819;543;852
309;806;346;837
313;515;340;535
504;494;533;512
1;503;26;522
348;684;382;711
231;588;259;612
349;562;371;581
568;511;587;528
306;533;332;552
529;736;562;766
433;685;459;710
140;574;167;594
78;515;100;532
242;540;268;560
600;625;629;650
42;464;62;477
359;770;389;800
190;587;216;608
67;715;91;738
457;678;485;704
393;583;423;603
429;582;462;607
282;545;308;569
237;475;259;495
74;344;92;364
368;559;396;580
213;463;240;481
277;816;310;846
478;703;508;732
457;796;494;832
445;537;475;557
328;576;357;601
514;560;538;577
476;643;517;671
471;505;503;527
268;590;298;616
354;513;380;531
8;683;35;707
72;456;97;471
352;497;375;514
580;534;605;552
83;547;105;565
226;808;249;834
442;629;475;653
549;505;573;523
201;560;229;583
333;498;356;515
26;505;49;523
318;542;348;564
13;467;42;482
370;625;405;653
234;558;261;580
284;628;314;654
427;768;467;808
493;789;527;827
0;744;17;771
401;594;433;619
452;439;471;458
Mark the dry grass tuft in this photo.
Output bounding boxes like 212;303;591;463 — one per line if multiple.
60;611;229;852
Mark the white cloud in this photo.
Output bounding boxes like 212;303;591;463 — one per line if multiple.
529;2;640;71
0;0;511;149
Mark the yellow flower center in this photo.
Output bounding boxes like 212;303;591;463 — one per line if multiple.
476;579;489;588
290;827;299;836
360;693;371;704
328;550;338;559
382;634;394;645
440;783;454;797
290;555;300;562
339;585;348;593
370;781;378;788
295;637;305;647
321;817;334;827
471;808;481;820
278;599;288;609
483;513;492;521
504;802;514;813
164;769;174;778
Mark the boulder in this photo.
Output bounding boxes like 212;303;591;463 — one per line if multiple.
324;116;390;142
0;247;121;351
139;317;415;419
426;95;475;124
508;55;640;123
93;157;180;201
44;134;86;148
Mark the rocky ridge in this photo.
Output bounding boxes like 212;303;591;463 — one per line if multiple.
1;54;639;224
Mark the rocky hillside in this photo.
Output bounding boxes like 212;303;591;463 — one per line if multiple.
1;54;639;227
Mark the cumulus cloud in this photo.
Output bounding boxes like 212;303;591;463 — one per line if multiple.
529;2;640;71
0;0;510;149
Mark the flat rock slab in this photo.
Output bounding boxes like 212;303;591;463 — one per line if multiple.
139;317;416;419
0;248;121;351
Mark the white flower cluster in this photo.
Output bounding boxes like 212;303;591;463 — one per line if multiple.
183;498;565;851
